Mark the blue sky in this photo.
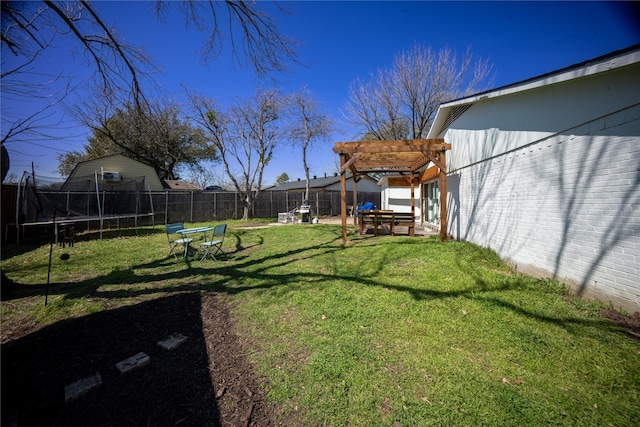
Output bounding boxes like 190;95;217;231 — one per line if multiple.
3;1;639;186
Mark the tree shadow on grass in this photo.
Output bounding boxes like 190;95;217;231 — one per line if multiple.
1;293;221;426
4;227;628;360
1;291;273;426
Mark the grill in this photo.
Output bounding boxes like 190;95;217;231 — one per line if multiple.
298;204;311;223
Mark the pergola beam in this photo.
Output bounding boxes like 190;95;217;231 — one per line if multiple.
334;139;448;154
355;168;414;173
425;152;446;172
339;152;362;174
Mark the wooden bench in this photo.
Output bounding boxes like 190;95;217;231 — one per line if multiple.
358;210;415;236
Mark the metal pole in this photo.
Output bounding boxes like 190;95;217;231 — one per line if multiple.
165;191;169;224
45;208;59;306
94;171;103;239
146;181;155;227
190;190;194;223
46;223;54;305
15;172;26;246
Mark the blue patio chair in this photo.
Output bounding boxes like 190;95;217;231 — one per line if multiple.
166;223;194;259
200;224;227;261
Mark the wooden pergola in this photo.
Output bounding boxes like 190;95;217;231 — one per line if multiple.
332;139;451;243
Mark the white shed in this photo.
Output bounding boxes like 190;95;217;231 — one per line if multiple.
427;45;640;311
61;154;164;191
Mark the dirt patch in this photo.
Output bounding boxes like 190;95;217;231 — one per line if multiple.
1;292;274;426
601;309;640;339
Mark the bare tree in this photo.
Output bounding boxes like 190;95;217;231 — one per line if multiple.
286;87;333;201
345;69;409;141
3;1;154;102
0;69;73;146
1;0;156;181
183;165;229;190
345;44;493;140
189;89;283;220
2;0;296;175
2;0;296;105
154;0;297;76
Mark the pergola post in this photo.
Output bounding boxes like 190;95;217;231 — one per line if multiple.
439;150;447;242
352;175;358;226
410;173;415;223
340;155;348;243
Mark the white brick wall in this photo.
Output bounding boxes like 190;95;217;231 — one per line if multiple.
447;105;640;312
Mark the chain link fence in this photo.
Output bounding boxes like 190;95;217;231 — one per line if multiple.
1;185;381;244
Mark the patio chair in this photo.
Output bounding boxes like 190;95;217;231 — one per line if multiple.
166;223;194;259
200;224;227;261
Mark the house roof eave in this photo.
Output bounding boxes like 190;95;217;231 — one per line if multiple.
427;44;640;139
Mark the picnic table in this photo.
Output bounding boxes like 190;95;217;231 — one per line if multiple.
176;226;213;259
358;210;416;236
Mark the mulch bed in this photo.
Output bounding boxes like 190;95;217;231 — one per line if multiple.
1;292;274;426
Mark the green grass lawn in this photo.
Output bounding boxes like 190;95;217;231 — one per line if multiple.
2;221;639;425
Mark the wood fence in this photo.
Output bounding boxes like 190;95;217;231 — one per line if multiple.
159;190;380;223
